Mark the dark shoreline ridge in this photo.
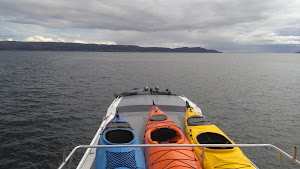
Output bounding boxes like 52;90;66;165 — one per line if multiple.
0;41;222;53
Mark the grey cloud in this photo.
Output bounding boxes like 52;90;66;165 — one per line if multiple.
0;0;299;52
278;23;300;36
0;0;276;31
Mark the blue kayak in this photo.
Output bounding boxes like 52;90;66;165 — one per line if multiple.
95;114;146;169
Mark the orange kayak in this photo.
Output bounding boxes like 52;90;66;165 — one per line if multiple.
144;104;201;169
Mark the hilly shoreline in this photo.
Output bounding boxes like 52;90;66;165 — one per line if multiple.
0;41;222;53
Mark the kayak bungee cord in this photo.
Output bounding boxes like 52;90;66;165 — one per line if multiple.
149;148;198;169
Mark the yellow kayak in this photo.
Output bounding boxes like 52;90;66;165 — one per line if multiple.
185;101;255;169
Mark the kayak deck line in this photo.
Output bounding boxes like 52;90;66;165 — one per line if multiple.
58;144;300;169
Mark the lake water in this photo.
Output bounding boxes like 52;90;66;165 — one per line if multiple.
0;51;299;169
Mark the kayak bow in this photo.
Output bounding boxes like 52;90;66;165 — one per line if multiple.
185;102;255;169
145;104;201;169
95;114;146;169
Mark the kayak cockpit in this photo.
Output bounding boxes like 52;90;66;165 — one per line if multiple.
197;132;233;149
103;119;135;144
105;130;134;143
151;128;180;144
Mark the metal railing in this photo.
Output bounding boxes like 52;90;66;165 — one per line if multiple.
58;144;299;169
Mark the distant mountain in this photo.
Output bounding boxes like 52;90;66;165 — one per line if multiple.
296;51;300;53
0;41;221;53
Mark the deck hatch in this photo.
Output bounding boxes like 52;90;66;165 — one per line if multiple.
150;114;167;121
106;121;132;130
187;115;212;126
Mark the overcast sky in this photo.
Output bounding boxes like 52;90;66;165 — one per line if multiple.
0;0;299;52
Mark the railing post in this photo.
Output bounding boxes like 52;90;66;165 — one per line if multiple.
293;147;297;160
62;148;66;162
68;155;73;169
145;147;148;167
202;146;205;168
278;152;282;169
